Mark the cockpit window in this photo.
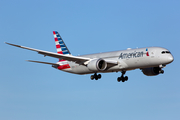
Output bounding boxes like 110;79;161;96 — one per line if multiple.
162;51;171;54
162;51;166;54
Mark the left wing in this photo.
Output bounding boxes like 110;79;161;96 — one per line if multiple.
5;42;90;64
5;42;118;66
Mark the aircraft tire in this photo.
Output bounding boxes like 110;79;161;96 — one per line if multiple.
125;76;128;81
91;75;94;80
117;77;121;82
95;77;98;80
160;70;164;74
98;74;101;79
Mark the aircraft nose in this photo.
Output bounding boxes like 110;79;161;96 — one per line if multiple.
167;55;174;63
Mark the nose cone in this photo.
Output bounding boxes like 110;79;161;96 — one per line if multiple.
167;55;174;64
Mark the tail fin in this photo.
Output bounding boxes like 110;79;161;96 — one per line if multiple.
53;31;71;55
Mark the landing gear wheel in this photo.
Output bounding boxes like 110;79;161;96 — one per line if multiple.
124;76;128;81
91;75;94;80
98;74;101;79
117;77;122;82
90;73;102;80
160;70;164;74
117;71;128;82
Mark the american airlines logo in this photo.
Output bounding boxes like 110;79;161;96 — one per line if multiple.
119;51;144;59
119;48;150;59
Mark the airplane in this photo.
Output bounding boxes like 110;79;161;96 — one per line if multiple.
5;31;174;82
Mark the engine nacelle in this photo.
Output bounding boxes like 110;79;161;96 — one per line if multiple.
142;67;162;76
87;58;107;72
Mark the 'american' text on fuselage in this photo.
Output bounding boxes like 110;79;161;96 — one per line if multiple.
119;51;144;59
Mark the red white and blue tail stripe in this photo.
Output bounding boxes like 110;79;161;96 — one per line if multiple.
53;31;71;70
53;31;71;55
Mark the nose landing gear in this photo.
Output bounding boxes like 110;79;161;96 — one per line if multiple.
90;73;101;80
159;64;165;74
117;71;128;82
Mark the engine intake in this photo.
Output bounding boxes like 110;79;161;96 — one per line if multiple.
142;67;162;76
87;58;107;72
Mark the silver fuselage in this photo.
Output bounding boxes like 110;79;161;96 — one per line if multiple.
59;47;174;75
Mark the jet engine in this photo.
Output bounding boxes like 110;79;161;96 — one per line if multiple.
142;67;164;76
87;58;107;72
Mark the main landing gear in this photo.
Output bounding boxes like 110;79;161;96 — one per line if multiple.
91;73;101;80
117;71;128;82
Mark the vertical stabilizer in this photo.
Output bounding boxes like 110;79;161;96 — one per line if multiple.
53;31;71;69
53;31;71;55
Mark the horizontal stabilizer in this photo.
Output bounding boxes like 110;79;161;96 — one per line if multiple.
26;60;59;66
